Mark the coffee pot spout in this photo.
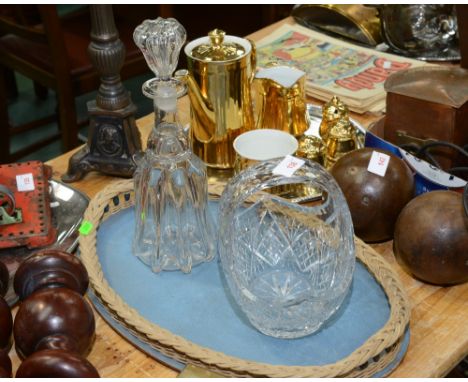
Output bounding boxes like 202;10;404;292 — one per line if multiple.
179;71;217;142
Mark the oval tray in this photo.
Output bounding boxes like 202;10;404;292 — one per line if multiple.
80;179;410;378
89;288;409;377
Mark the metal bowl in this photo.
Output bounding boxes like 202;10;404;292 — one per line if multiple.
379;5;460;61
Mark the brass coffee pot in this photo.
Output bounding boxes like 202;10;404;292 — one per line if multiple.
184;29;256;169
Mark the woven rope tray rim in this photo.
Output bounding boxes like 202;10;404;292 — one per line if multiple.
79;178;411;378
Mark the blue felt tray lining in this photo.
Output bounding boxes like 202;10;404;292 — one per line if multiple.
91;201;408;375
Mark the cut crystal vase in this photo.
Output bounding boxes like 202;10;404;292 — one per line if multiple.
218;159;355;338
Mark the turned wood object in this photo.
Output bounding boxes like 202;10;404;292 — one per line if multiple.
0;262;12;376
394;190;468;285
13;250;99;377
0;352;12;378
14;287;95;359
330;147;414;242
13;250;89;300
16;349;99;378
0;261;8;297
0;295;12;351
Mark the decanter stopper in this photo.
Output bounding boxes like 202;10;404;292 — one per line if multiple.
133;18;187;97
133;17;186;79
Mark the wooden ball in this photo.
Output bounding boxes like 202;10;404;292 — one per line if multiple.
394;190;468;285
331;148;414;242
14;287;95;359
14;250;89;300
16;349;99;378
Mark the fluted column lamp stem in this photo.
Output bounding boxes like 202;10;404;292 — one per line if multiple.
63;5;142;183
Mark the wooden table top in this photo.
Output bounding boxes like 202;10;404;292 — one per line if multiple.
8;17;468;378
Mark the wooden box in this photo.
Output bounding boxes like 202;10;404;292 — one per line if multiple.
384;67;468;169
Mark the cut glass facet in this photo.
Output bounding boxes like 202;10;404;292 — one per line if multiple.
218;159;355;338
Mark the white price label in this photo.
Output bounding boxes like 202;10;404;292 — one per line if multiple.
272;155;305;177
16;173;35;192
367;151;390;177
382;60;392;69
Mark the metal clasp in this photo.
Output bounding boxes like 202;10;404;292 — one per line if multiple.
395;130;436;147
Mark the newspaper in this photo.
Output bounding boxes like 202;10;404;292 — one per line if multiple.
256;23;428;113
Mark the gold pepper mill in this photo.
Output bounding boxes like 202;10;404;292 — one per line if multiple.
324;117;358;169
319;96;349;142
297;135;325;165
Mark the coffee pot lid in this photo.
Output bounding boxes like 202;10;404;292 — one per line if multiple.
190;29;246;61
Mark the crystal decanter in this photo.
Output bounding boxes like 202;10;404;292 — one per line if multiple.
132;18;215;273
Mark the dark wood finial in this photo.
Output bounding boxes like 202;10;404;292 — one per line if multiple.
14;287;95;359
13;250;89;300
0;262;8;297
16;349;99;378
0;296;12;352
0;352;12;378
